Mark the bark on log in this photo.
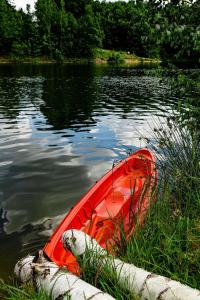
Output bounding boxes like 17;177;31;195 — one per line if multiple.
62;229;200;300
14;254;114;300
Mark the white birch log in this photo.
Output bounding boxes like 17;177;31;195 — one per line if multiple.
62;229;200;300
14;254;115;300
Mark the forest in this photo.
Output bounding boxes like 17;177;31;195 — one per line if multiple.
0;0;199;62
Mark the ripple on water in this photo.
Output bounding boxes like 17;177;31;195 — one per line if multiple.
0;65;198;279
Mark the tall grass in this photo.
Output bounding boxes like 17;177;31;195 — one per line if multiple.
1;112;199;299
123;114;200;288
0;279;50;300
77;113;200;296
78;252;138;300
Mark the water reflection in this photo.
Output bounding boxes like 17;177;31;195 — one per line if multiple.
0;64;199;279
0;208;8;236
40;66;97;131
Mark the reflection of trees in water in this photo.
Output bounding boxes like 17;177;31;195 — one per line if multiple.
0;66;44;120
40;65;176;129
0;208;8;237
40;65;98;130
0;78;22;120
0;65;199;129
1;64;199;132
0;64;199;279
98;75;173;116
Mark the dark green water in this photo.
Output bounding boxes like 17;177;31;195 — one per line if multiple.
0;64;199;279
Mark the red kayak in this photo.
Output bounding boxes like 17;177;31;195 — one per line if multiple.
44;148;157;273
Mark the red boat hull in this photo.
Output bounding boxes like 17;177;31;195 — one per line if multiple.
44;148;157;273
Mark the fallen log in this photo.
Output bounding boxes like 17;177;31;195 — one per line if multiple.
62;229;200;300
14;254;114;300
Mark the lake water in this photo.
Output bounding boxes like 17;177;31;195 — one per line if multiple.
0;64;198;279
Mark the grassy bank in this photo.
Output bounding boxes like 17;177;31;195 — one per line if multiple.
77;114;200;298
0;49;161;66
0;56;91;65
93;49;161;65
0;280;50;300
0;113;199;299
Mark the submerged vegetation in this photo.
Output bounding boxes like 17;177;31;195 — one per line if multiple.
0;0;199;62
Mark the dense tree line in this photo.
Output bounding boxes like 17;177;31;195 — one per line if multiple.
0;0;199;61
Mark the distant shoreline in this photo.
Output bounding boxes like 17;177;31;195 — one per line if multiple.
0;50;161;66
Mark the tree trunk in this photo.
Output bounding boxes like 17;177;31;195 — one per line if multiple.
14;254;114;300
62;229;200;300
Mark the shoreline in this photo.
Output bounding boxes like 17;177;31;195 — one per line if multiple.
0;53;161;66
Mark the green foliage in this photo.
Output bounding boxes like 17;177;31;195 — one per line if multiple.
0;0;199;61
92;0;199;61
0;0;23;55
107;52;124;65
0;279;50;300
